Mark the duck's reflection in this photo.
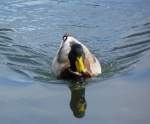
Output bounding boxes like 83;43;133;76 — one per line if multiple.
69;83;87;118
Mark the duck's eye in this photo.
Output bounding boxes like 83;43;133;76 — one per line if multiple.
63;33;70;42
63;35;67;41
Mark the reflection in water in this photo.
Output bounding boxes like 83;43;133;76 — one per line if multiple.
0;20;150;118
69;82;87;118
67;21;150;118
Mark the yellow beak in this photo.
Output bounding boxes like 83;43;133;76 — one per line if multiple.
75;56;86;73
78;103;85;113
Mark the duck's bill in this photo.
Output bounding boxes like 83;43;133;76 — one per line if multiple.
75;56;86;73
78;103;85;113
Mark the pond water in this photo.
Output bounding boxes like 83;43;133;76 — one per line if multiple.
0;0;150;123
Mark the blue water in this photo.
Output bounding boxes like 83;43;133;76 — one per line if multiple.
0;0;150;124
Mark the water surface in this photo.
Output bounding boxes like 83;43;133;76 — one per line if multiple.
0;0;150;123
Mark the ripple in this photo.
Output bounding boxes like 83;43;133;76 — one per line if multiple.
0;19;150;84
108;21;150;77
113;39;150;50
124;30;150;39
0;28;53;83
9;0;50;7
0;28;14;32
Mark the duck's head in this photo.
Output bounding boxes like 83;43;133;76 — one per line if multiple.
68;43;86;73
62;34;87;74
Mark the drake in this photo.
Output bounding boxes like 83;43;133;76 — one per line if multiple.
52;34;101;79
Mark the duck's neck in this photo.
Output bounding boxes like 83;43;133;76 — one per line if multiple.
70;62;77;72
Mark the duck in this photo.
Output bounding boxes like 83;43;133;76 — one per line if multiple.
52;33;101;79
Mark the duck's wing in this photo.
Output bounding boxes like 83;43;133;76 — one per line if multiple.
52;56;69;77
52;41;70;77
82;46;101;76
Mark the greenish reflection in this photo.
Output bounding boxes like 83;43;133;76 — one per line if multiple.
69;82;87;118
